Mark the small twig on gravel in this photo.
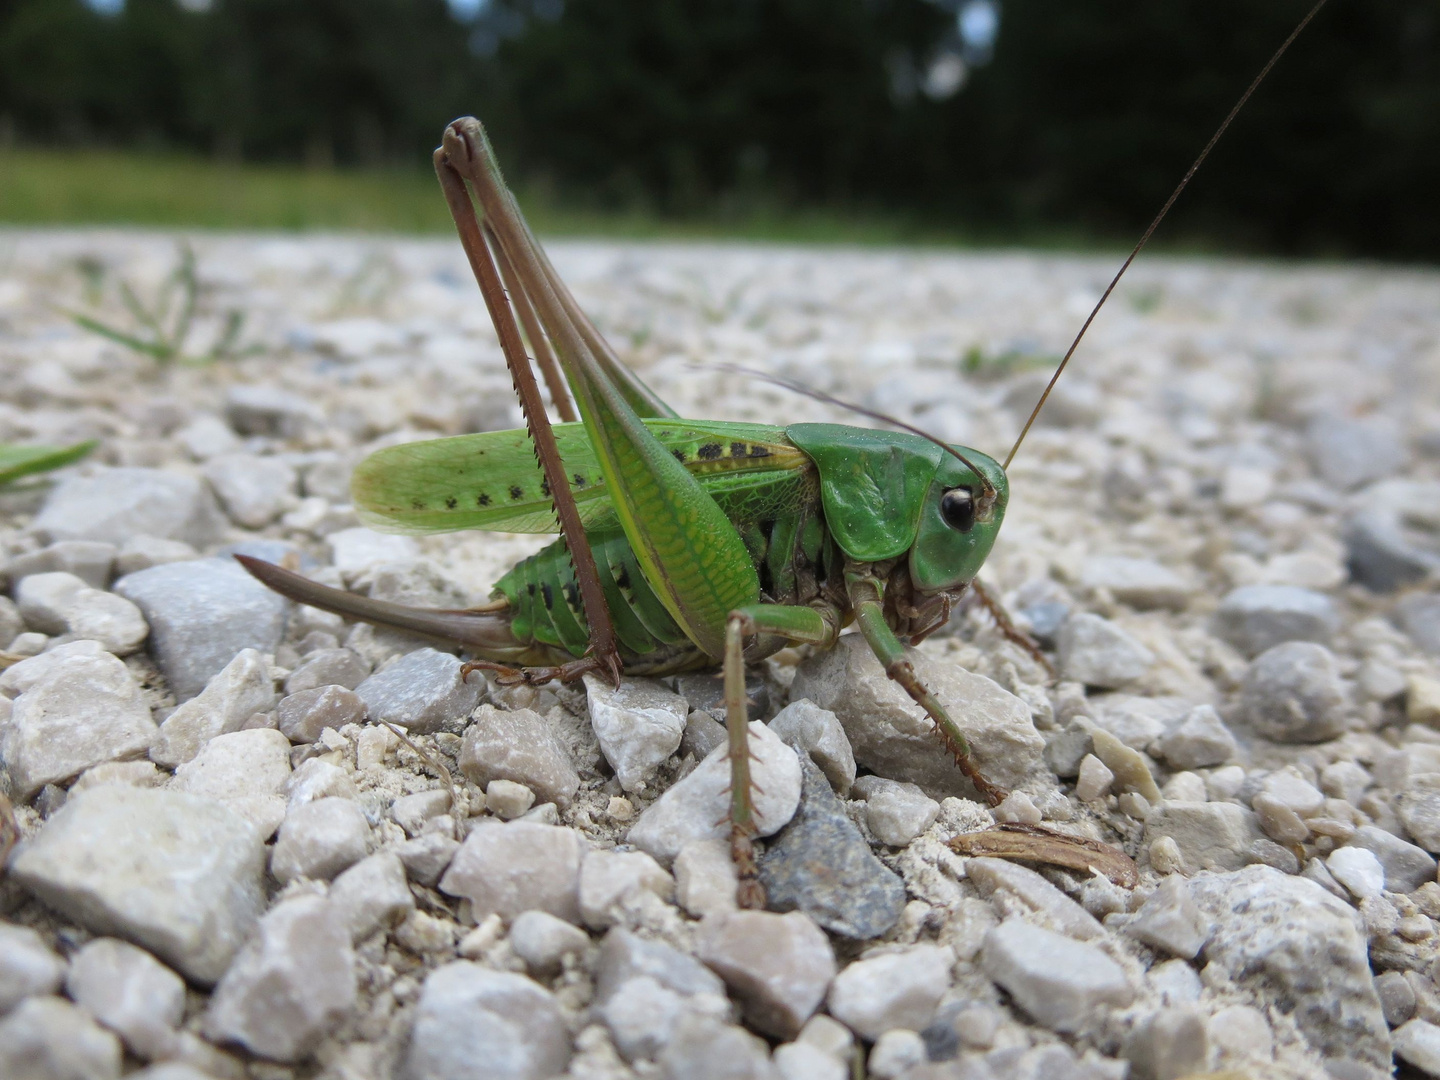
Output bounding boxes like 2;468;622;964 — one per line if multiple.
378;720;460;816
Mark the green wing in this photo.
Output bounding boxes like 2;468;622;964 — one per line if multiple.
352;419;810;536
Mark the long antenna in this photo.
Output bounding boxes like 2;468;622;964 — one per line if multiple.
1003;0;1329;470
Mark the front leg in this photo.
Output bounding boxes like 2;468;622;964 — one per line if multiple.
724;603;841;909
847;565;1009;807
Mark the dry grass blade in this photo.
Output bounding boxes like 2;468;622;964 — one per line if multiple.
949;822;1138;887
378;720;459;817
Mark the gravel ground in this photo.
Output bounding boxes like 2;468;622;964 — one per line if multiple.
0;228;1439;1080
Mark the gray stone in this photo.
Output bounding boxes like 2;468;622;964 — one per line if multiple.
14;572;147;654
3;650;156;798
758;757;907;940
203;895;356;1063
594;927;726;1005
1142;801;1261;872
1346;513;1440;592
151;649;277;767
628;721;801;861
768;699;856;796
1123;1007;1209;1080
390;789;452;837
509;910;591;976
790;635;1044;800
486;779;535;819
8;786;266;984
225;384;323;438
175;413;241;460
1240;641;1348;743
1044;723;1093;778
1398;780;1440;854
402;963;571;1080
682;710;728;760
5;540;116;588
584;674;688;793
773;1041;845;1080
597;975;683;1063
32;468;226;548
1058;613;1155;689
329;852;415;942
116;559;288;700
1123;877;1212;959
858;777;940;847
1349;826;1437;893
439;821;583;924
65;938;185;1060
270;796;371;883
170;728;291;839
0;996;122;1080
284;756;360;809
276;685;366;744
0;923;64;1015
1396;1018;1440;1075
1306;413;1407;490
354;648;481;734
657;1014;776;1080
202;453;298;529
696;910;835;1038
1212;585;1339;658
395;832;460;888
459;705;580;809
675;838;740;918
1074;753;1114;801
114;536;199;577
676;670;770;724
964;857;1103;941
868;1029;926;1079
1155;705;1237;769
1327;847;1385;898
826;944;951;1041
1399;594;1440;657
283;647;369;694
1188;866;1390;1074
1082;560;1193;609
579;849;674;929
980;919;1133;1033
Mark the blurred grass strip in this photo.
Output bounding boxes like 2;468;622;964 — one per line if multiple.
0;149;456;233
0;147;1006;246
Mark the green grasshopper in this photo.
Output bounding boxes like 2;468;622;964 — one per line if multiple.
239;2;1324;907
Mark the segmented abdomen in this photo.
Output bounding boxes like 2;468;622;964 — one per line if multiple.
495;526;705;673
492;502;834;675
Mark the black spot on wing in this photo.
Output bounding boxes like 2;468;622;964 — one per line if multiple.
411;500;425;511
731;442;747;458
541;583;554;609
749;445;771;457
477;493;491;507
573;474;587;487
698;443;723;460
616;564;632;590
672;449;687;463
540;477;551;497
444;496;458;510
509;485;524;501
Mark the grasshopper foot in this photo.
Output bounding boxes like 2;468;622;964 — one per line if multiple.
461;655;608;686
731;827;766;910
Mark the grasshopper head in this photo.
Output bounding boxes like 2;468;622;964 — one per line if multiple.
908;446;1008;594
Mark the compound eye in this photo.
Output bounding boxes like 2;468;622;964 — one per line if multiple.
940;487;976;532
